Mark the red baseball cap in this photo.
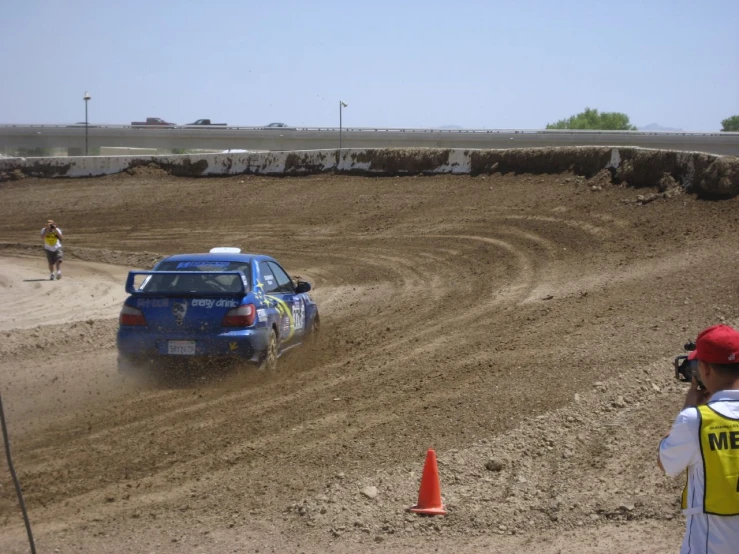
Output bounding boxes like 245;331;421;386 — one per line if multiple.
688;324;739;364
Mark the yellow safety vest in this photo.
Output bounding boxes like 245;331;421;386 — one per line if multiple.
682;404;739;515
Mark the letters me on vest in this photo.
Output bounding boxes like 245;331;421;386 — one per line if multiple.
682;405;739;515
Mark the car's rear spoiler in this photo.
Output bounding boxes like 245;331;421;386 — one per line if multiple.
125;271;247;296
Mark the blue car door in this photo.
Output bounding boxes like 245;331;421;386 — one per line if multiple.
259;260;303;345
268;261;306;343
257;261;293;345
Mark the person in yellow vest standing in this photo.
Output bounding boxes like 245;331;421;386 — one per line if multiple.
659;324;739;554
40;219;63;280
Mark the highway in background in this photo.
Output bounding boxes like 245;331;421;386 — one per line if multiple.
1;124;738;156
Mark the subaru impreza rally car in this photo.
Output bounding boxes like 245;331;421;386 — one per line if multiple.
117;247;319;373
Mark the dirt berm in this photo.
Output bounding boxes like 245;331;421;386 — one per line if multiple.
0;160;738;553
1;147;737;198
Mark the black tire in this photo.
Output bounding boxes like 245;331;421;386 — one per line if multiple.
308;314;320;341
118;354;144;375
259;328;279;371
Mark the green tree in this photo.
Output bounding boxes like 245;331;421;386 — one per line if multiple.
721;115;739;132
546;107;637;131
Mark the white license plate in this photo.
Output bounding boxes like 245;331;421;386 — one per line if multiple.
168;340;196;355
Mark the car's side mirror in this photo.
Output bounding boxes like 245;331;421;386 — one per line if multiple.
295;281;312;294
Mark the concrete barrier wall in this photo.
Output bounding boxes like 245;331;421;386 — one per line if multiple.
0;147;737;198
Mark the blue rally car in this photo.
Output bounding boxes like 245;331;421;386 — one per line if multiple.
117;247;319;373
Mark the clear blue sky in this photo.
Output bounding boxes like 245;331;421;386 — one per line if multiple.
1;0;737;130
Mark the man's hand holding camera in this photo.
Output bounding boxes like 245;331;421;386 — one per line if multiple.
683;376;711;410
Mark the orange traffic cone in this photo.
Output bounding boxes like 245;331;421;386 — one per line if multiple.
409;449;446;516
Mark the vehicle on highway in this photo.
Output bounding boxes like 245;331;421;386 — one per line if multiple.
117;247;319;374
66;122;99;128
184;119;227;126
265;122;291;128
131;117;176;127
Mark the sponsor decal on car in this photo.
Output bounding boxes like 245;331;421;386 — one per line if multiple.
137;298;169;308
292;299;305;330
176;261;230;270
253;280;297;340
191;298;239;309
172;301;188;326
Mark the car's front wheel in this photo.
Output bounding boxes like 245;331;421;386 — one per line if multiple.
259;329;278;371
308;314;320;341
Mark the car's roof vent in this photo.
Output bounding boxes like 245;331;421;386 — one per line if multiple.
209;247;242;254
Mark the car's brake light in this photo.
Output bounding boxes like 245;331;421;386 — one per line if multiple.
120;305;147;326
222;304;256;327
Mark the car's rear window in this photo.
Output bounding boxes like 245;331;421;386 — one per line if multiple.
140;260;251;294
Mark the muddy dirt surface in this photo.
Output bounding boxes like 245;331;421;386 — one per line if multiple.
0;172;738;553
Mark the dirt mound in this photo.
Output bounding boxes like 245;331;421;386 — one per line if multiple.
1;318;118;359
0;170;737;552
0;168;25;182
124;162;170;178
348;148;453;173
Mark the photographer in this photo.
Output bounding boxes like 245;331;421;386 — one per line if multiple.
659;324;739;554
40;219;63;280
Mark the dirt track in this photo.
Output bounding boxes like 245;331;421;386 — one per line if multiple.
1;169;738;552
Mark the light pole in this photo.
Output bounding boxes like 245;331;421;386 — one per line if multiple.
339;101;348;153
83;91;91;155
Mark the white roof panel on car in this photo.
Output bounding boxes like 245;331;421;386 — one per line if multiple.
209;247;242;254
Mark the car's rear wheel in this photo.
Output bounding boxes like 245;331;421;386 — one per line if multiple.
118;354;146;374
118;355;158;385
259;329;278;371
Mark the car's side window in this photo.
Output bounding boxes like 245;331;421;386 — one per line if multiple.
268;262;295;294
259;262;279;293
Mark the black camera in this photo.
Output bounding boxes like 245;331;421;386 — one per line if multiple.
674;341;704;388
49;224;55;229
